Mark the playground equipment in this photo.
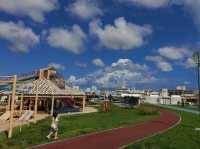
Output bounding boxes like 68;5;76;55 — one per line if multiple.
18;111;34;122
0;67;86;138
0;75;16;138
0;111;10;121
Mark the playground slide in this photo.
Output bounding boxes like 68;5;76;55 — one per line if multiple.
66;99;75;107
18;111;33;122
0;111;10;121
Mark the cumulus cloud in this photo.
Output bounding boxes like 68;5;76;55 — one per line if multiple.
120;0;170;8
75;62;88;68
0;0;58;22
0;21;39;52
66;0;103;19
89;17;152;50
48;62;65;70
67;58;157;88
172;0;200;31
146;45;195;70
183;57;196;68
92;58;105;67
66;75;88;87
158;46;190;60
120;0;200;31
47;25;87;54
145;55;173;72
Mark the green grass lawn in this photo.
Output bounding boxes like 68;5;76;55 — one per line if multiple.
170;104;199;111
0;104;158;149
125;109;200;149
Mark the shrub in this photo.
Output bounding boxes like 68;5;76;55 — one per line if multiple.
138;105;159;115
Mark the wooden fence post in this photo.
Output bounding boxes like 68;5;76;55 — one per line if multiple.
8;75;17;138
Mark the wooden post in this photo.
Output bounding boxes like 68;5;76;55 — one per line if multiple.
47;70;50;80
19;94;23;115
39;69;42;80
34;84;39;123
8;75;17;138
82;96;86;112
29;99;32;111
6;95;11;111
51;96;55;116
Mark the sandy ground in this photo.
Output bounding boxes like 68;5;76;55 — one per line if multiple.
0;107;97;133
0;112;49;132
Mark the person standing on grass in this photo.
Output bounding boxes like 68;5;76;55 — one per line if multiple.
46;112;59;140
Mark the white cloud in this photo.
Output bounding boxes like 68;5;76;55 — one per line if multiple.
75;62;87;68
183;57;196;68
0;21;39;52
172;0;200;31
48;62;65;70
184;81;190;85
120;0;200;31
146;55;173;72
66;75;88;86
120;0;170;8
66;0;103;19
0;0;58;22
92;58;105;67
157;61;173;72
67;58;157;88
158;46;190;60
89;17;152;50
47;25;86;54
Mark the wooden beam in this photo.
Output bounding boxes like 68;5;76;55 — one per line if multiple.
0;80;13;83
18;95;85;98
51;96;55;116
8;75;17;138
34;84;39;123
82;96;86;112
19;94;23;115
6;95;11;111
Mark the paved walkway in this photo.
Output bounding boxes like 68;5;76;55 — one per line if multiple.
32;109;180;149
157;104;200;115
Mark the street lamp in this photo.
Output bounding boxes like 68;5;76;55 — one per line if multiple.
192;52;200;116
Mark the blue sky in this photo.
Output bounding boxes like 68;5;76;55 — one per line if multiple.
0;0;199;89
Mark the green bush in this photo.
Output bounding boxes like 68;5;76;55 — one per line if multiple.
138;105;159;115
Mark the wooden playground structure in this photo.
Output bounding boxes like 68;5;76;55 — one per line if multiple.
0;67;86;138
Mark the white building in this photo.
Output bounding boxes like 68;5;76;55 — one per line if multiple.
170;95;182;105
161;88;169;97
145;91;160;104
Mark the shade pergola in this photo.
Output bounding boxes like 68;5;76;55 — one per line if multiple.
16;79;86;118
18;79;85;96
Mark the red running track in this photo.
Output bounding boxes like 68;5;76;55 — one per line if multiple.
32;109;180;149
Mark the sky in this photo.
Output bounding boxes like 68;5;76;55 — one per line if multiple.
0;0;199;89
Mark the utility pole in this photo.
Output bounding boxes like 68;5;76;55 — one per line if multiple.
193;52;200;115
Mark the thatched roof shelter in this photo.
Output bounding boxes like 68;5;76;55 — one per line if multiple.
17;79;85;96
